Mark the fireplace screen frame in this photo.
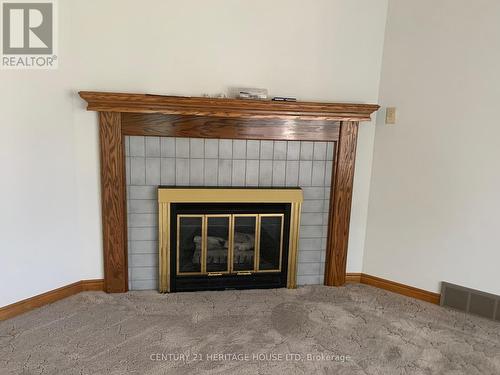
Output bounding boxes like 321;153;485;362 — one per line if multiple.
158;188;303;292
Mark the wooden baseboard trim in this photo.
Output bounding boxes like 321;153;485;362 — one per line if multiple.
345;273;362;283
0;274;440;320
0;279;104;321
346;273;440;304
80;279;106;292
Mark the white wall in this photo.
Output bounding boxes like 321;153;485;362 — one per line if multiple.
364;0;500;294
0;0;388;306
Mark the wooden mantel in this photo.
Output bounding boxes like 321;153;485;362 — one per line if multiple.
79;92;378;121
79;91;379;293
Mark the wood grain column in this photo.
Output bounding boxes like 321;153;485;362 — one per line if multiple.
324;121;359;286
98;112;128;292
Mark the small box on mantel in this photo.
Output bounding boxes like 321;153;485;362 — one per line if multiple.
234;87;268;100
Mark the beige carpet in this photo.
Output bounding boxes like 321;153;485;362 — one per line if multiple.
1;284;499;374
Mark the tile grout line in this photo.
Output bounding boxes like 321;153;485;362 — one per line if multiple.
284;140;288;187
142;137;146;186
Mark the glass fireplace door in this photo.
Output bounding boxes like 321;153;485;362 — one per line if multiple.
177;215;203;274
232;215;258;274
258;215;284;272
176;214;284;276
206;215;230;274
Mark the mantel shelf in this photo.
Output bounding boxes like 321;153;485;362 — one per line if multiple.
79;91;379;122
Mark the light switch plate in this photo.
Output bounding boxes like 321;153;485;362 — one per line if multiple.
385;107;396;125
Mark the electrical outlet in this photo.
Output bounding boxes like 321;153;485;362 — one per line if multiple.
385;107;396;125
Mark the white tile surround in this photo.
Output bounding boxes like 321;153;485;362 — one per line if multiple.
125;136;335;290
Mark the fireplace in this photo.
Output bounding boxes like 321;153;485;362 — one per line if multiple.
158;188;303;292
79;91;379;293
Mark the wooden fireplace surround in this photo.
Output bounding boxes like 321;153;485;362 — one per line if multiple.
79;91;379;293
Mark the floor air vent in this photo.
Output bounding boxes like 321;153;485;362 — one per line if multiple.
441;282;499;322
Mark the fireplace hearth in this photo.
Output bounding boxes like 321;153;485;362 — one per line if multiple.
158;188;303;292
